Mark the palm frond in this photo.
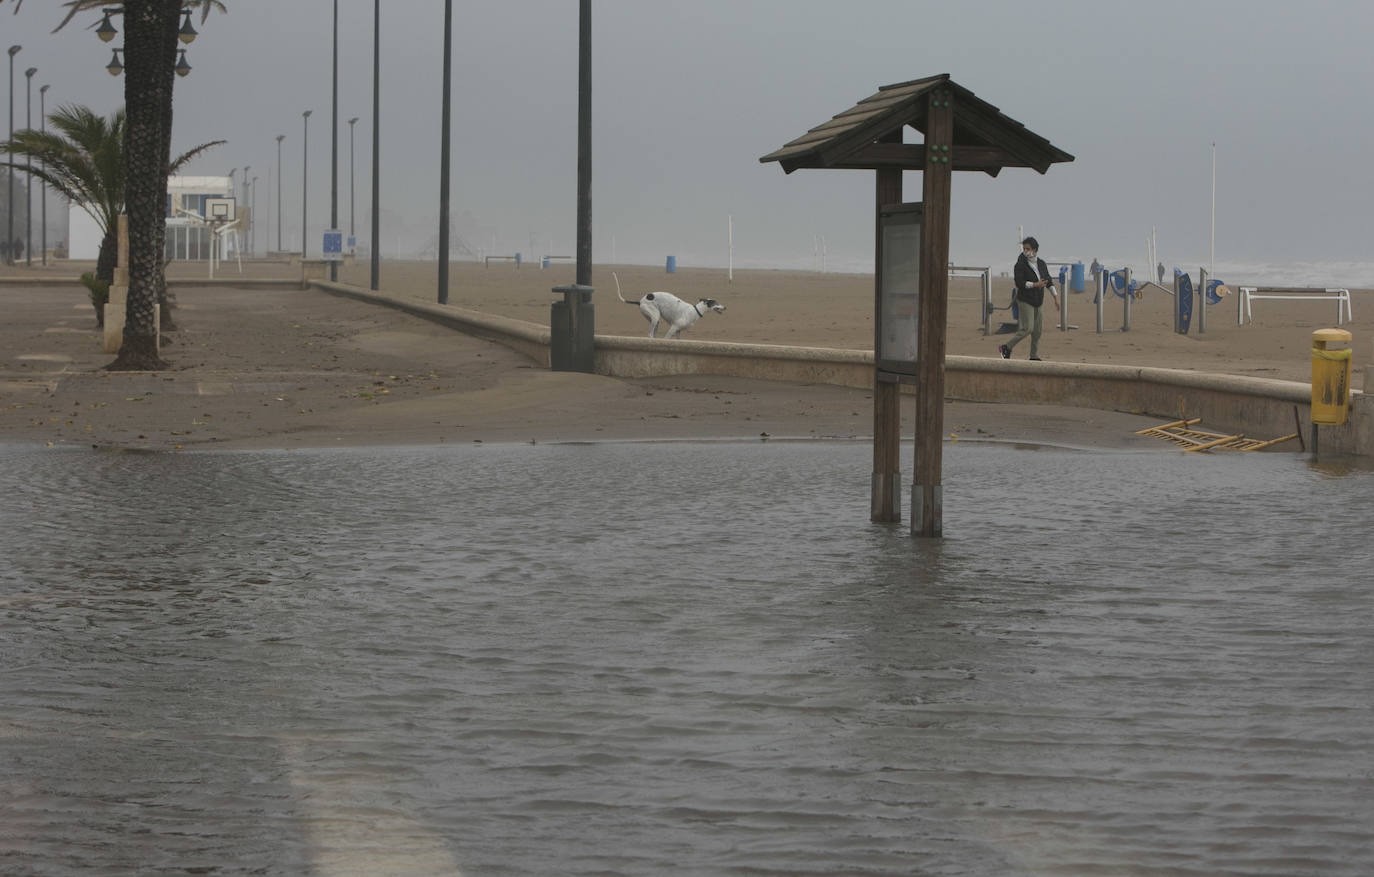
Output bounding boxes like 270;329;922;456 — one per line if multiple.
169;139;226;175
1;103;126;234
51;1;227;33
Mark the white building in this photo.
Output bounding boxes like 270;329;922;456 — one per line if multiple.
67;175;238;261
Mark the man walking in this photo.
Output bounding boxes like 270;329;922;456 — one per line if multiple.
999;236;1058;361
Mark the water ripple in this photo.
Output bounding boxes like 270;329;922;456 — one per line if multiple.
1;441;1371;874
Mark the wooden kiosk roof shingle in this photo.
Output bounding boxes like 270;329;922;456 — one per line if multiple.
759;73;1073;176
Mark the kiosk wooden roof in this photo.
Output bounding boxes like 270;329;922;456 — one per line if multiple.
759;73;1073;175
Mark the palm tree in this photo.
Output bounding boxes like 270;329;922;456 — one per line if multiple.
4;0;226;368
3;105;222;326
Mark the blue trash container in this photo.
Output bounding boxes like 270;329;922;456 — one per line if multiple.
666;255;676;274
1070;262;1085;292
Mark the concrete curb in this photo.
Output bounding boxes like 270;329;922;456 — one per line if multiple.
0;276;301;289
308;279;1367;455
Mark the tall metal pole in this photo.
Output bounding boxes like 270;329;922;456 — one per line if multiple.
302;110;311;257
5;45;19;266
437;0;452;304
1209;142;1216;281
24;66;34;267
39;83;47;265
329;0;339;282
242;165;250;256
575;0;592;287
370;0;381;290
275;134;284;252
250;177;257;255
348;117;358;240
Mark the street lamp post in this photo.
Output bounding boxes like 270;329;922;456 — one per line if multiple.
302;110;311;258
370;0;381;290
370;0;381;291
24;65;35;267
250;176;257;256
275;134;285;253
39;83;47;265
347;116;358;245
330;0;339;282
6;44;19;267
242;165;250;256
438;0;452;305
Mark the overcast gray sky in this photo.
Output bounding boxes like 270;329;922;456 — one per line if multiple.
6;0;1374;282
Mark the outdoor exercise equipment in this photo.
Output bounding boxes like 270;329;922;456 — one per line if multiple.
1238;285;1352;326
1092;267;1138;333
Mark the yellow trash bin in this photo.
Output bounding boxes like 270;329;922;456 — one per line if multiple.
1311;328;1353;426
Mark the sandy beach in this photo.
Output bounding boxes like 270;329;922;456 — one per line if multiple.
1;258;1367;451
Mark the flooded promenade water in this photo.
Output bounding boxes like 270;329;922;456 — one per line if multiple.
1;440;1372;875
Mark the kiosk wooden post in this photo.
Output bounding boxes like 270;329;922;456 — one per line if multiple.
912;89;953;537
871;159;903;522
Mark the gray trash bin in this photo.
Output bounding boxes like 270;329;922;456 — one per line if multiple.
551;284;595;373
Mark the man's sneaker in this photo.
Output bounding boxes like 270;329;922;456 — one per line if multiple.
998;344;1011;359
1029;356;1042;361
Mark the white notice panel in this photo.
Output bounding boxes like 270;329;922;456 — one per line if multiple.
878;205;922;374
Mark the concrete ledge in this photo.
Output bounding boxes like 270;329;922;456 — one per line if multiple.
169;278;301;289
305;279;1371;455
312;280;552;366
0;275;86;286
0;276;301;289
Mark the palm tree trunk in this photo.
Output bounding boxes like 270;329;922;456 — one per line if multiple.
107;0;179;371
96;227;117;285
94;228;117;327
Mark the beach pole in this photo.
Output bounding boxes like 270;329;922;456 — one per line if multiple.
1172;266;1180;334
1057;265;1068;331
1096;270;1104;333
728;214;733;283
1198;266;1208;334
1122;266;1133;332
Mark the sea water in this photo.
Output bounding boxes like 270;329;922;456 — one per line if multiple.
1;441;1371;875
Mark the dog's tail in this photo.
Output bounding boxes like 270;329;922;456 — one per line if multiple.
614;272;636;305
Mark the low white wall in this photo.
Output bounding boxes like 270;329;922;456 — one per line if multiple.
67;205;103;260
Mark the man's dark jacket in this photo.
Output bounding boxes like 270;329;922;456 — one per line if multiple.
1014;254;1053;308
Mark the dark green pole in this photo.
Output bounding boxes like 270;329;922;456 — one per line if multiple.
370;0;381;290
329;0;339;282
438;0;452;304
576;0;591;287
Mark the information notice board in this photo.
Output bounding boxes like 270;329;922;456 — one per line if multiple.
877;203;922;377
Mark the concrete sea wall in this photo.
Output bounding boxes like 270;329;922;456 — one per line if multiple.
313;280;1371;455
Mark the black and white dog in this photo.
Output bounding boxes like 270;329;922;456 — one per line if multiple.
615;272;725;339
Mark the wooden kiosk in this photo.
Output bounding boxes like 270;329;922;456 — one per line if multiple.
761;75;1072;536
